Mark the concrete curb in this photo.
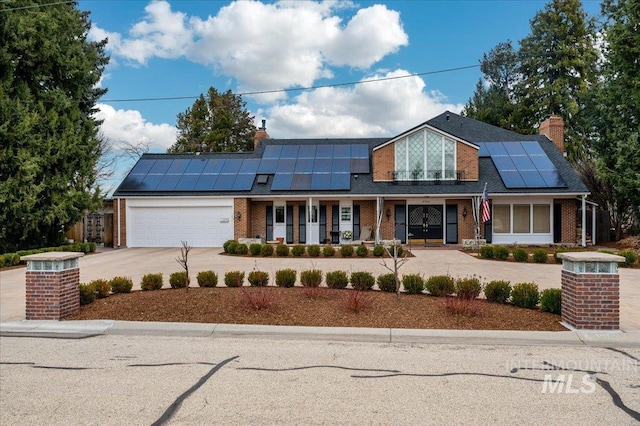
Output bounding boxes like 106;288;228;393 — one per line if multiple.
2;320;639;347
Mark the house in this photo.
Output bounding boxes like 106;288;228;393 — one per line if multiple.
111;111;590;248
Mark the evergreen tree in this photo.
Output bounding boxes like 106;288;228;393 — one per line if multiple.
168;88;256;153
0;0;108;252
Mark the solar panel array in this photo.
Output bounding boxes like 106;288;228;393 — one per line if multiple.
118;144;370;192
476;141;566;189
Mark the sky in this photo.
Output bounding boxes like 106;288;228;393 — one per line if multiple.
77;0;602;193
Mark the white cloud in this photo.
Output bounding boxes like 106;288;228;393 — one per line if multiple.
265;70;464;138
94;103;178;151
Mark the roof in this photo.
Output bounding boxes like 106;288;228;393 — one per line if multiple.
113;112;588;198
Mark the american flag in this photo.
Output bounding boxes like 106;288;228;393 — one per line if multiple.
481;184;490;222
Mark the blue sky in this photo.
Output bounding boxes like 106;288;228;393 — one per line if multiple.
79;0;601;192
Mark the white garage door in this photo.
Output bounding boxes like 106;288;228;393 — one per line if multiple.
128;205;234;247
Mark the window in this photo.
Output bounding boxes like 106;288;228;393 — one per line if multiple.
533;205;550;233
341;207;351;221
310;205;318;223
275;206;285;223
394;129;456;180
513;205;530;233
493;203;551;235
493;205;511;233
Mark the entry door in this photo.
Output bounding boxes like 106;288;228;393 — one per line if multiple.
408;205;443;240
446;204;458;244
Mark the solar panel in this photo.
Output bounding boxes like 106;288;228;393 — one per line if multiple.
503;142;526;156
511;155;536;170
203;159;224;174
174;174;200;190
475;142;489;157
499;170;526;188
332;158;350;173
520;170;547;188
294;158;314;173
140;174;163;191
263;145;282;159
221;159;241;173
486;143;508;156
167;159;190;174
540;170;566;187
311;173;331;190
119;175;143;190
351;144;369;158
233;174;255;190
156;174;181;191
298;144;316;158
130;159;156;175
257;159;277;174
333;144;351;158
149;159;172;174
313;158;331;173
271;173;293;190
486;141;566;188
291;173;312;190
521;141;545;155
184;159;207;174
280;145;299;159
530;155;555;170
194;174;217;190
276;158;296;173
315;144;333;158
213;174;237;190
351;158;369;173
239;159;260;174
491;155;516;171
330;173;350;190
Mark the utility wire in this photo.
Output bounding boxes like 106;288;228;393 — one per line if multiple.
0;1;74;12
101;64;480;103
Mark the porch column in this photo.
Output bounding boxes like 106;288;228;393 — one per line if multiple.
581;195;586;247
592;204;597;246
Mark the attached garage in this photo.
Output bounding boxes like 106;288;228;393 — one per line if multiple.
126;198;234;247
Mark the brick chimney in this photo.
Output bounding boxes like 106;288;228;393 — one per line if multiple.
253;119;269;149
539;115;564;154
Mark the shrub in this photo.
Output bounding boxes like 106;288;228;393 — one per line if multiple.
494;246;510;260
110;276;133;294
169;271;188;288
342;290;374;313
425;275;455;297
91;279;111;298
532;248;548;263
377;273;397;292
141;273;163;291
275;269;297;288
248;270;270;287
553;247;567;264
240;287;281;311
226;241;239;255
322;245;336;257
619;249;637;267
484;280;511;303
480;245;494;259
511;282;540;309
308;244;321;257
402;274;424;295
540;288;562;314
292;245;306;257
340;244;354;257
276;244;289;257
223;239;236;253
356;245;368;257
260;244;274;257
249;243;262;256
326;270;348;289
300;269;323;288
512;248;528;262
224;271;245;287
236;243;249;255
372;245;385;257
350;271;375;291
446;295;481;317
79;283;96;305
455;277;482;299
197;270;218;287
390;245;404;257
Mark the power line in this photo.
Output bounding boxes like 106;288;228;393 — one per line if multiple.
100;64;481;103
0;1;74;12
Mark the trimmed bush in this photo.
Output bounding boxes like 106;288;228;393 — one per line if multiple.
249;243;262;256
197;270;218;287
223;239;236;253
300;269;322;287
512;248;528;262
356;245;368;257
532;248;548;263
402;274;424;295
390;245;404;257
79;283;96;305
425;275;455;297
480;245;494;259
372;245;385;257
110;276;133;294
350;271;375;290
292;245;305;257
248;270;270;287
484;280;511;304
377;273;397;292
260;244;274;257
308;244;321;257
169;271;188;288
494;246;510;260
619;249;637;267
540;288;562;314
276;244;289;257
226;241;239;255
91;279;111;298
511;282;540;309
553;247;568;264
236;243;249;255
322;245;336;257
224;271;245;287
455;277;482;299
141;273;163;291
276;269;297;288
340;244;354;257
326;270;348;289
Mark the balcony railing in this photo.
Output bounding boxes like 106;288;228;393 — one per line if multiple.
389;170;464;184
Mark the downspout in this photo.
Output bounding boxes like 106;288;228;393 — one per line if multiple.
592;202;596;246
375;197;383;244
581;195;587;247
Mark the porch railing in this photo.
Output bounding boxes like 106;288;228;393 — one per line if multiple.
389;170;464;184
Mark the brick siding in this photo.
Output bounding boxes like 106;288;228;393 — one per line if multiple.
561;270;619;330
25;268;80;320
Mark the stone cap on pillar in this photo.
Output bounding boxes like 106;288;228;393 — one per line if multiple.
558;251;624;274
21;251;84;271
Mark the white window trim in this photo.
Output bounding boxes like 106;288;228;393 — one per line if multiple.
491;200;553;245
394;129;457;181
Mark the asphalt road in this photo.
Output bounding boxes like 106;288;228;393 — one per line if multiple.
1;334;638;425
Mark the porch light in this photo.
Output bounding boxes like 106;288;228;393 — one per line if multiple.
236;211;242;221
462;206;467;219
386;208;391;220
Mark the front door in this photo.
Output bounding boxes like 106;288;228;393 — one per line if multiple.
408;205;443;241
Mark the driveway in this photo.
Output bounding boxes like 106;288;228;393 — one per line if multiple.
1;247;638;330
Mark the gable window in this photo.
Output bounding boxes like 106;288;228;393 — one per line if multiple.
394;129;456;180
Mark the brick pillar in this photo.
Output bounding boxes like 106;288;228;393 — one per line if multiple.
558;252;624;330
22;252;84;320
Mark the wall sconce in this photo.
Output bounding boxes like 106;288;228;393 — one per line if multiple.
236;211;242;221
462;206;468;219
385;208;391;221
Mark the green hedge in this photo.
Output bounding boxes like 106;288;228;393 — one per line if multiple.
1;242;97;267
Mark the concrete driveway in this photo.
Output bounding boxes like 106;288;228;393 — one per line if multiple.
1;247;638;330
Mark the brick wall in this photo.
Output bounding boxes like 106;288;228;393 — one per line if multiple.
26;268;80;320
539;115;564;154
372;144;394;181
457;142;478;181
234;198;250;239
558;199;577;244
449;199;475;242
358;200;376;237
561;270;619;330
114;198;127;247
